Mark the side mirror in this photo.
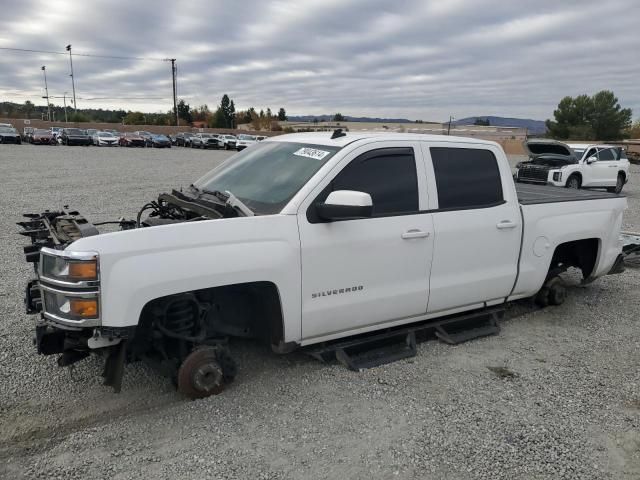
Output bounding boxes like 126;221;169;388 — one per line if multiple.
316;190;373;221
586;156;597;164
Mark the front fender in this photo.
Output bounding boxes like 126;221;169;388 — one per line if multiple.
68;215;302;342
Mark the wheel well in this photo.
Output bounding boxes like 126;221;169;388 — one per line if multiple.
618;171;626;180
135;281;285;348
566;172;582;183
549;238;599;279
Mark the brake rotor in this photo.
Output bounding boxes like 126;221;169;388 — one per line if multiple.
177;347;225;399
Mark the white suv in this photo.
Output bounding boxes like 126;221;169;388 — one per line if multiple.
516;139;630;193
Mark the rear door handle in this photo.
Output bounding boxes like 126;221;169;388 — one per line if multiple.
496;220;517;230
401;229;430;239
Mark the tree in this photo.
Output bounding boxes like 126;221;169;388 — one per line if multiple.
546;90;632;140
628;120;640;139
474;118;490;126
210;107;226;128
192;104;211;123
277;107;287;121
219;95;235;128
177;99;192;124
24;101;35;119
333;113;345;121
123;111;145;125
590;90;632;140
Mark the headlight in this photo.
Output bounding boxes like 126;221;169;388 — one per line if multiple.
41;285;100;323
553;171;562;182
40;248;99;286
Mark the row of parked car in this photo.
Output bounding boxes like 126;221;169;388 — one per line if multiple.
0;124;266;151
174;132;266;150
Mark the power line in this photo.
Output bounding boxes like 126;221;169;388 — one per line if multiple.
0;46;168;61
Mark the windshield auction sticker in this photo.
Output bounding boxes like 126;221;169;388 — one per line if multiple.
293;147;331;160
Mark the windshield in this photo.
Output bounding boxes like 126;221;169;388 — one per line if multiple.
194;142;340;215
572;148;585;159
0;127;17;133
35;129;50;134
66;128;84;135
238;134;256;140
98;132;113;137
225;135;236;140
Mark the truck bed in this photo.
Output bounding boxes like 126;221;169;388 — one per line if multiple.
516;183;621;205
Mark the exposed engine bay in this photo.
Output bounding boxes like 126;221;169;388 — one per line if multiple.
516;156;577;169
17;185;262;398
19;185;253;252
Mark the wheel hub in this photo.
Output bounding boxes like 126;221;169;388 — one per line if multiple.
192;363;223;393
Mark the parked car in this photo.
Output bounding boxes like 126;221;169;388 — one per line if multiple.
103;129;121;137
0;126;22;144
220;134;237;150
51;127;64;142
236;134;257;151
30;129;56;145
167;134;178;145
91;131;119;147
191;133;219;149
119;132;146;147
23;127;35;142
515;139;630;194
150;134;172;148
59;128;92;146
181;132;196;147
18;132;627;399
255;135;267;141
133;131;154;147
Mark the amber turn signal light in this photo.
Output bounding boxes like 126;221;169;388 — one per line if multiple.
69;298;98;318
68;261;98;280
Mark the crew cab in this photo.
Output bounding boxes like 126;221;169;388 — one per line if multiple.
515;139;630;193
19;132;627;398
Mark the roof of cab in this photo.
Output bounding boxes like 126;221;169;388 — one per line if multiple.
264;131;500;148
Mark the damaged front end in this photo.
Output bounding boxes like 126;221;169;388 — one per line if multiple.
18;210;130;390
18;190;244;395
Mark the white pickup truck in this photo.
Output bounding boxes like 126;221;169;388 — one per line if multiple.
20;132;627;398
516;139;630;193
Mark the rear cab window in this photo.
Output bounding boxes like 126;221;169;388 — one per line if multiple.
429;147;504;210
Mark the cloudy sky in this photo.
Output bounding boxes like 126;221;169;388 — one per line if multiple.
1;0;638;121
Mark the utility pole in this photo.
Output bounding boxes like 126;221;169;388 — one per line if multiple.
41;66;51;122
66;44;77;112
447;115;454;135
170;58;178;126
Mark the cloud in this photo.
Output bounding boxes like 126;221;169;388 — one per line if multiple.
0;0;638;121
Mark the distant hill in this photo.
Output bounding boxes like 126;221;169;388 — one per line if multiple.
287;115;413;123
452;116;547;134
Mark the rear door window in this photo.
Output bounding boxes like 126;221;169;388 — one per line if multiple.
430;147;504;210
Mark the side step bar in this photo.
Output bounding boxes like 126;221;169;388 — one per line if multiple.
307;308;503;371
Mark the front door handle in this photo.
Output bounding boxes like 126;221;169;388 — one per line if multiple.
401;229;430;239
496;220;517;230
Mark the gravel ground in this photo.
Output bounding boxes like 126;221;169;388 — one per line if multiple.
0;144;639;480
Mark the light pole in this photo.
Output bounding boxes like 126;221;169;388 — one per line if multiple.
63;92;69;123
66;44;77;112
41;66;51;122
447;115;455;135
